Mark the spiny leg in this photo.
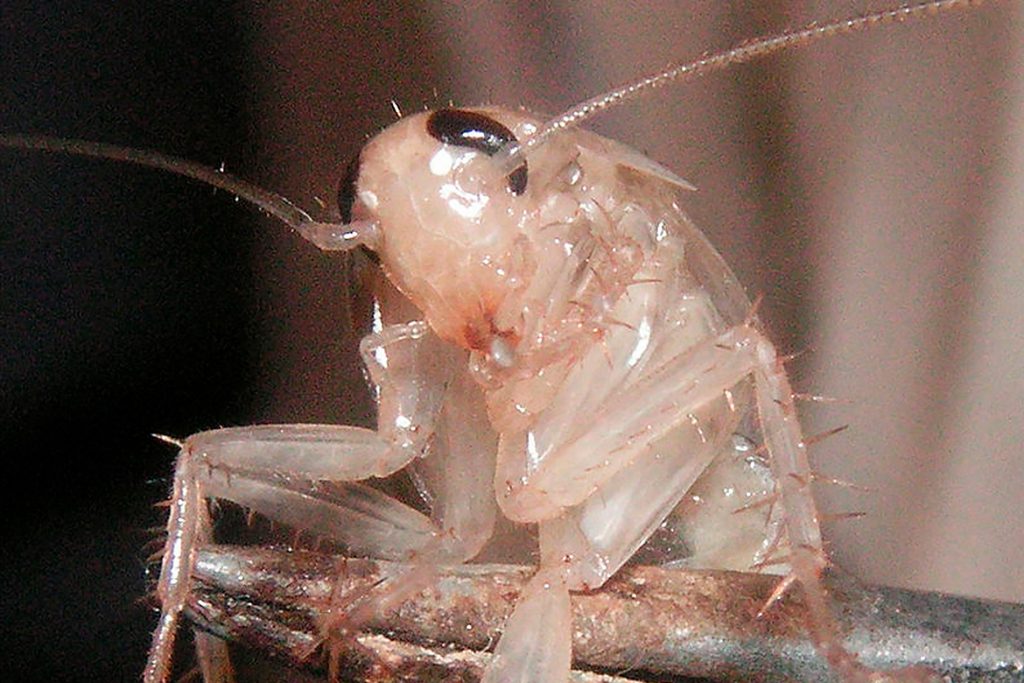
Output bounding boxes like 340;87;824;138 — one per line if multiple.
148;422;496;683
146;450;207;683
752;338;939;683
150;405;498;681
320;366;500;645
490;319;935;682
144;424;435;683
145;322;458;683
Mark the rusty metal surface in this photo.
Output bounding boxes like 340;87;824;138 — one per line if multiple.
186;545;1024;682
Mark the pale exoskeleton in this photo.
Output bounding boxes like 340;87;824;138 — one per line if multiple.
0;1;1009;682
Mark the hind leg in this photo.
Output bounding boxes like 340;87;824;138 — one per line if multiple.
486;320;931;682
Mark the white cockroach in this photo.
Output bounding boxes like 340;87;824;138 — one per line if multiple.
0;1;1015;682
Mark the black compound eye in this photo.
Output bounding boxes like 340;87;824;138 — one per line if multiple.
336;153;379;265
337;153;362;224
426;108;528;195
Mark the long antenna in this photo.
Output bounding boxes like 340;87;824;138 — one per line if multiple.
0;134;378;251
497;0;986;170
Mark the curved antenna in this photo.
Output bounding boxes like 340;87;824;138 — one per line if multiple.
0;134;379;252
496;0;984;171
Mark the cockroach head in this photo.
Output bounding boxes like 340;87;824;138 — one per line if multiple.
333;107;546;351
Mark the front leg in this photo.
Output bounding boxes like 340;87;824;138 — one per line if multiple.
144;322;461;683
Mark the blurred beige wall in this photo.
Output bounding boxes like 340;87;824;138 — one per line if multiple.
248;1;1022;602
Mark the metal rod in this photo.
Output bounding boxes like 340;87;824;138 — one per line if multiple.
186;545;1024;682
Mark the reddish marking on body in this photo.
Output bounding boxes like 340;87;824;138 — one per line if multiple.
462;314;519;353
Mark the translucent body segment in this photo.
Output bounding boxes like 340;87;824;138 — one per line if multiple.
492;239;721;519
410;365;499;559
326;345;505;635
754;341;824;554
360;319;452;459
662;434;787;572
200;474;437;561
494;316;875;681
538;386;744;590
188;424;399;480
370;272;501;559
147;400;494;682
510;271;676;457
498;319;763;522
751;340;841;655
480;568;572;683
334;350;508;624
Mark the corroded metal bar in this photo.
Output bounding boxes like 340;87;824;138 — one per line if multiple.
187;545;1024;682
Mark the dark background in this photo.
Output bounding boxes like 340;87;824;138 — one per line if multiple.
1;3;255;680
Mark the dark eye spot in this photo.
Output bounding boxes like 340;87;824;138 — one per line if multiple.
337;154;378;264
426;108;528;195
337;153;361;224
